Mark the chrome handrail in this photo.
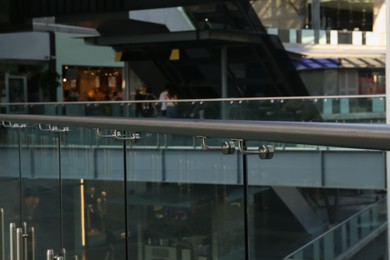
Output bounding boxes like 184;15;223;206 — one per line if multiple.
1;114;390;151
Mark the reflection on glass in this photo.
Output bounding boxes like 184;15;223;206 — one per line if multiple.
0;96;386;124
0;117;387;260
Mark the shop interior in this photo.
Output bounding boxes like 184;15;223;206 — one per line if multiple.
62;66;123;102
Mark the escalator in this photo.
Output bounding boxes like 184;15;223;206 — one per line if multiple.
178;1;309;98
88;0;309;99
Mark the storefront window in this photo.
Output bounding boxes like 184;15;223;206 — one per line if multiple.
62;66;123;101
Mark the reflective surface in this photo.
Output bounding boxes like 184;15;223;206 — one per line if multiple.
0;95;386;123
0;120;386;259
285;198;387;259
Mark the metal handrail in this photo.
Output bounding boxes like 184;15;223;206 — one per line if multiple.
0;94;385;106
1;114;390;151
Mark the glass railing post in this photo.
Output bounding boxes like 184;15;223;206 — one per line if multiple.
323;232;334;260
349;217;359;245
373;97;385;112
341;224;347;252
323;99;333;114
313;240;320;260
372;204;379;226
360;210;370;236
340;98;349;114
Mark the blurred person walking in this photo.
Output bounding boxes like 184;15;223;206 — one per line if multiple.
165;88;178;118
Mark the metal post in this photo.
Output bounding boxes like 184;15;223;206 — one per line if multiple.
16;228;22;260
0;209;3;260
221;47;228;119
10;223;16;260
61;248;66;260
29;227;35;260
123;141;129;260
22;223;27;260
242;141;250;260
46;249;54;260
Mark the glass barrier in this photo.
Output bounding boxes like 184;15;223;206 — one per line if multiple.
0;95;386;123
284;198;387;259
0;119;387;259
60;126;127;259
0;127;23;260
20;126;62;259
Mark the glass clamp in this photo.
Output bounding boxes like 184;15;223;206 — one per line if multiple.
1;121;27;128
235;139;274;160
113;130;140;143
39;124;69;133
96;129;140;143
198;136;236;155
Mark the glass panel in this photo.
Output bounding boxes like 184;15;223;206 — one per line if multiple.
60;127;127;259
19;126;61;258
0;96;387;123
268;143;387;260
0;126;24;259
0;116;388;259
126;133;245;259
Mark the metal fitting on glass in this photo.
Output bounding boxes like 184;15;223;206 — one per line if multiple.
113;130;140;142
96;128;116;138
10;222;35;260
38;124;69;133
46;249;54;260
236;139;274;160
1;121;27;128
46;248;66;260
198;136;236;155
96;129;140;143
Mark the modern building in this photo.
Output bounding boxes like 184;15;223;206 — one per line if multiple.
0;1;386;101
0;0;388;259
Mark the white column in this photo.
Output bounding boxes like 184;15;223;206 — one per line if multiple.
373;0;386;33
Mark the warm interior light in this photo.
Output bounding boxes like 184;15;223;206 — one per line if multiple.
62;78;67;83
80;179;86;247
